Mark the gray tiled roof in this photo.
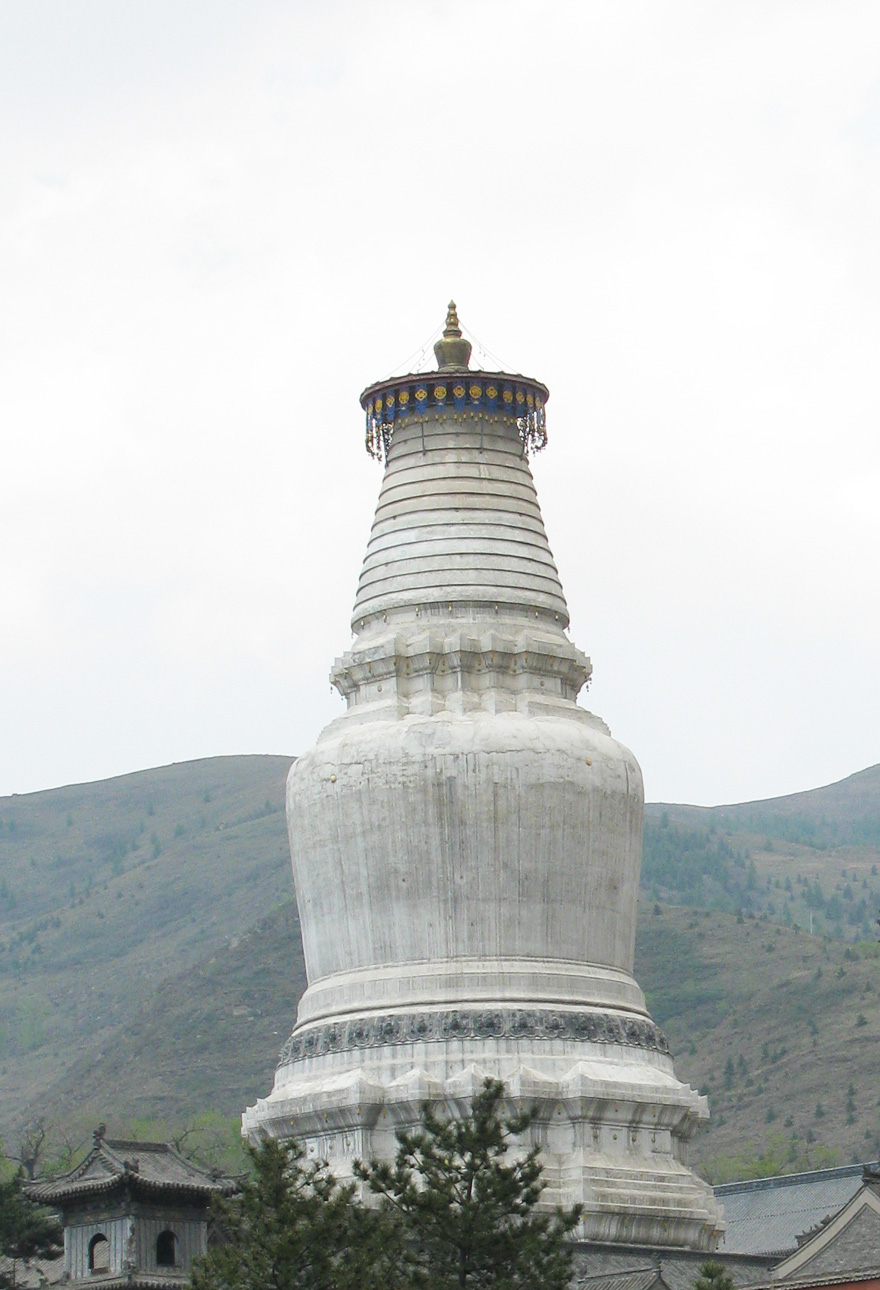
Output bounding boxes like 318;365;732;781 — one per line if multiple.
0;1259;194;1290
572;1244;773;1290
715;1163;877;1257
0;1254;63;1288
574;1265;667;1290
27;1138;238;1205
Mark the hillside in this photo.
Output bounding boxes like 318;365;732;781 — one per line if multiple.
32;900;306;1169
0;756;293;1146
652;764;880;846
2;756;879;1182
643;765;880;939
635;901;880;1180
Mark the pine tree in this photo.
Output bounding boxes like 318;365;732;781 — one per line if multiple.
0;1174;62;1290
355;1077;581;1290
190;1137;403;1290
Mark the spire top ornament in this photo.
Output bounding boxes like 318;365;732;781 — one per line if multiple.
433;299;472;371
444;300;461;333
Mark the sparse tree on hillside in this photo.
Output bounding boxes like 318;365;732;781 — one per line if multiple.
2;1118;79;1181
3;1122;46;1182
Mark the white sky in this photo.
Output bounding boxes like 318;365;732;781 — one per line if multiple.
1;1;878;806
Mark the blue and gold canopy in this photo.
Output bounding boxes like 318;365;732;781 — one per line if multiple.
360;303;549;462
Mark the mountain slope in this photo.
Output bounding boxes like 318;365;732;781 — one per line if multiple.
648;764;880;846
642;765;880;938
0;756;293;1141
635;902;880;1178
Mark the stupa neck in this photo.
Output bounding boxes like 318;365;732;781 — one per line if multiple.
334;397;589;716
350;403;568;633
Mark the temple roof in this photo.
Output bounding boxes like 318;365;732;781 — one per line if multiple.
715;1162;878;1257
27;1136;238;1206
571;1246;772;1289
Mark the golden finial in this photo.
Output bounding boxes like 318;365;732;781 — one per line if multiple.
434;299;471;371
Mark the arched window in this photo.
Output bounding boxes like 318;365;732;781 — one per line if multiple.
88;1234;110;1273
156;1231;177;1268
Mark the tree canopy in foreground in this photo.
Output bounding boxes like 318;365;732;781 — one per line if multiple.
0;1174;62;1290
356;1076;581;1290
190;1136;401;1290
192;1079;580;1290
693;1262;738;1290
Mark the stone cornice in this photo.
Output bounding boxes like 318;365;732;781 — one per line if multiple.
331;625;591;706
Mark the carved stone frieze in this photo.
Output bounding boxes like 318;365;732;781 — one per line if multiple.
278;1007;670;1068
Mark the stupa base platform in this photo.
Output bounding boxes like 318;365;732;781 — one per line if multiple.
243;1021;725;1251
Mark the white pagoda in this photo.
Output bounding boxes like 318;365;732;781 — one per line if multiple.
244;304;724;1249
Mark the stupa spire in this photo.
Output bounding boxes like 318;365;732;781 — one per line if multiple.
433;299;472;371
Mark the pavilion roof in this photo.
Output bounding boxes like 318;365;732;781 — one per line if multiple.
26;1136;238;1205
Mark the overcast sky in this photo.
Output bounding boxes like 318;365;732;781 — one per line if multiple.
1;1;878;807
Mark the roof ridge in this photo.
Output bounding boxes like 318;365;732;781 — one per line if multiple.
578;1266;662;1282
102;1139;172;1153
715;1160;879;1194
48;1142;111;1186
